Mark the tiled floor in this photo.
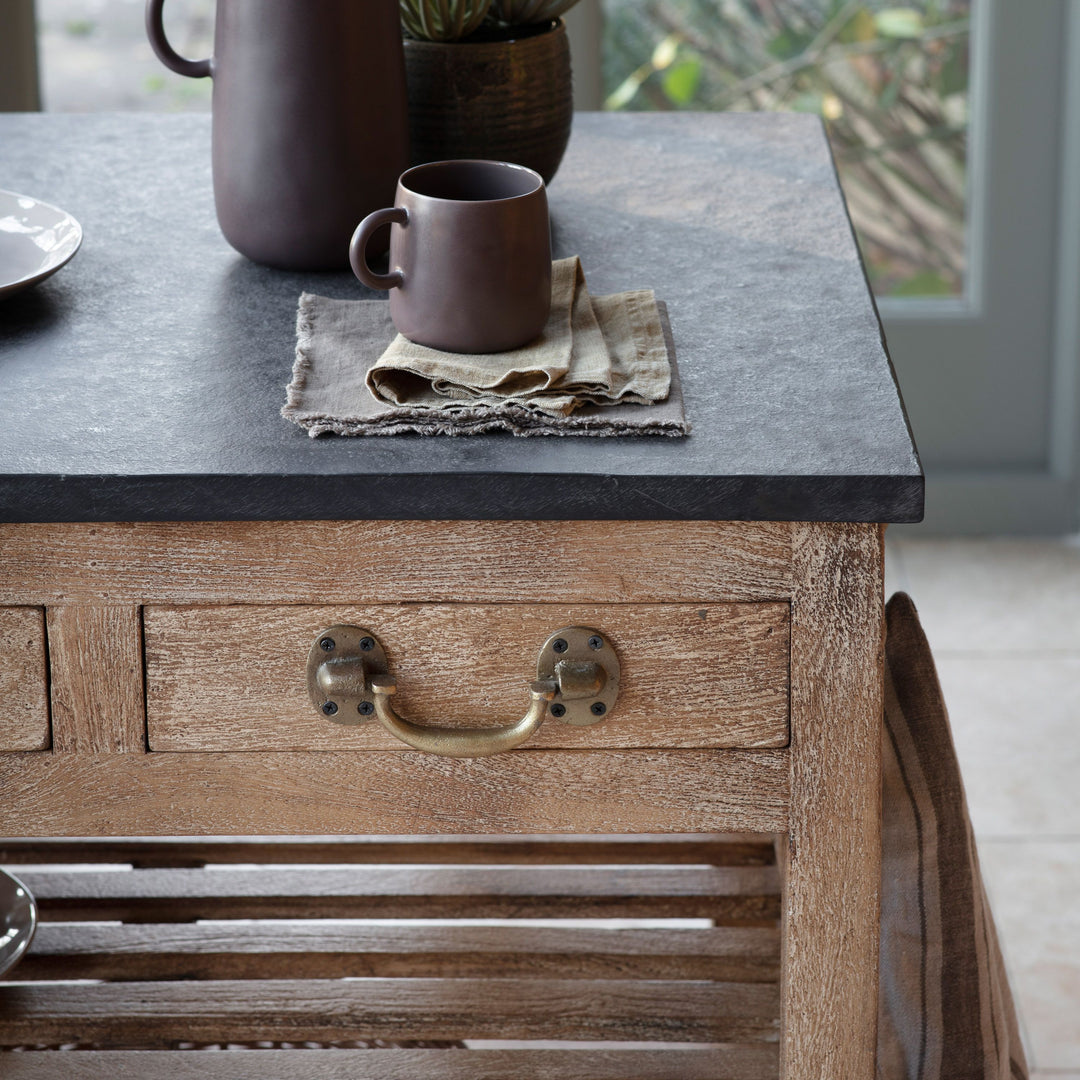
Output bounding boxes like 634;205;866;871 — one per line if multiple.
888;534;1080;1076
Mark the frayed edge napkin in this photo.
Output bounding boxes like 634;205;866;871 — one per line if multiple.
367;256;670;417
282;257;689;437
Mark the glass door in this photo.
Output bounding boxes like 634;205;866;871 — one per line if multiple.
604;0;971;300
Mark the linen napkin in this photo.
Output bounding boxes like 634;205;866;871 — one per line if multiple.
282;257;689;437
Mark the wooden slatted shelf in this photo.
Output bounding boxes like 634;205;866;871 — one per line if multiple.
14;865;780;923
0;834;777;867
0;834;782;1078
13;923;780;982
0;1047;781;1079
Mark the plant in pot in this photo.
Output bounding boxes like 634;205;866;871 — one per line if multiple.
400;0;581;184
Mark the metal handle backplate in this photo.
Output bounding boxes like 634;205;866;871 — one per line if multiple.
305;624;620;757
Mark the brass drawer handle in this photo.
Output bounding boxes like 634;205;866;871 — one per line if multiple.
368;675;556;758
306;625;620;758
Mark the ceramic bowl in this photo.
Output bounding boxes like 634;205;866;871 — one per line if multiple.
0;868;37;977
0;188;83;300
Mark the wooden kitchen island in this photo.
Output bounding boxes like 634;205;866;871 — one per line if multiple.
0;112;922;1078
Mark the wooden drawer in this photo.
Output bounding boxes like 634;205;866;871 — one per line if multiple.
0;606;49;751
145;602;790;751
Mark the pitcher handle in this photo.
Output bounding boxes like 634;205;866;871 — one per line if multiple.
145;0;213;78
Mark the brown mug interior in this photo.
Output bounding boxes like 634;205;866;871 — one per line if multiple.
401;160;543;203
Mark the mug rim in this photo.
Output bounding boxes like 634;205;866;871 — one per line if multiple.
399;159;545;204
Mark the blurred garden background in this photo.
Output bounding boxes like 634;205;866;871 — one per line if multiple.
35;0;213;112
602;0;971;297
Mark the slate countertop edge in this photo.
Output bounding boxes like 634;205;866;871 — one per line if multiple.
0;472;925;524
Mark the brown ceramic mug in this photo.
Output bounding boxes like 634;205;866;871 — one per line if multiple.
350;160;551;354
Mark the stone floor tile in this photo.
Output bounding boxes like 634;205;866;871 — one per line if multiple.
893;538;1080;652
934;655;1080;836
979;840;1080;1071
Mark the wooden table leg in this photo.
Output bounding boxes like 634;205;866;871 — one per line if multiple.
781;523;884;1079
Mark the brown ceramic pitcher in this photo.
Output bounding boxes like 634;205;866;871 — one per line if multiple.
146;0;408;270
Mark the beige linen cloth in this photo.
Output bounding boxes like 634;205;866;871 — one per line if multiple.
282;256;688;437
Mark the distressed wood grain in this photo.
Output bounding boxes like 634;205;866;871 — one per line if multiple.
0;1047;780;1080
781;522;883;1080
0;606;48;751
16;922;781;982
0;833;777;867
0;977;780;1046
145;602;790;751
0;520;792;605
46;604;144;753
0;749;790;835
0;514;892;1077
19;864;780;924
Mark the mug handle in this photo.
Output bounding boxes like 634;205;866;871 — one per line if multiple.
145;0;213;78
350;208;408;291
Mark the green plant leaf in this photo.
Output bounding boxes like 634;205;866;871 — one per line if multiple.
766;28;813;60
940;48;969;97
662;56;702;105
790;92;825;115
878;76;901;110
839;8;877;44
889;270;956;297
874;8;925;39
604;73;642;111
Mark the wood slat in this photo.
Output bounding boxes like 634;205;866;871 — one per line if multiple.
0;978;781;1046
0;750;790;836
15;923;781;982
0;606;49;752
0;833;778;868
0;521;792;606
0;1047;780;1079
19;865;780;923
144;602;790;751
46;604;145;754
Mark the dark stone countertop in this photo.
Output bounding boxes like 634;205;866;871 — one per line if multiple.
0;111;921;522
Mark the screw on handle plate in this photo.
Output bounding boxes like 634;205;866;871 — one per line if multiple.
305;625;389;725
305;624;620;754
535;626;620;727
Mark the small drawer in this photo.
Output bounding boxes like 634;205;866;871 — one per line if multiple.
145;602;789;752
0;606;49;751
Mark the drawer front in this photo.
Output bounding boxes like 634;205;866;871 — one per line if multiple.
145;603;789;751
0;606;49;751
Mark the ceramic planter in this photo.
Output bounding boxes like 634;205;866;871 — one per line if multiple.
403;19;572;185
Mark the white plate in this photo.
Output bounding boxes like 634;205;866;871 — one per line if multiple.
0;868;36;977
0;188;83;300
